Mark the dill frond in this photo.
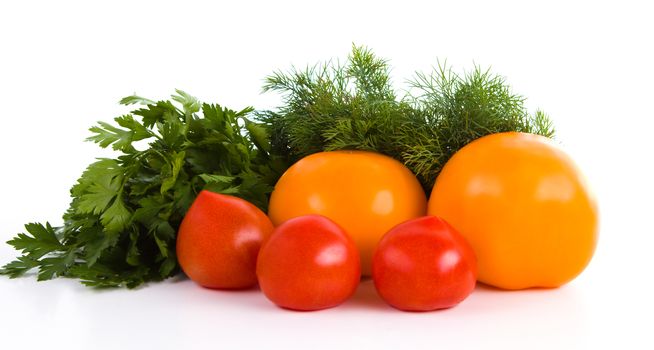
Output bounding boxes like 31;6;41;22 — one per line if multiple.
259;45;554;193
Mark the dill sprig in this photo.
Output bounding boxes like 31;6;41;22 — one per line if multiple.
260;45;554;191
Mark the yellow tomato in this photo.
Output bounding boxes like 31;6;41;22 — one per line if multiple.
268;150;427;275
428;132;598;289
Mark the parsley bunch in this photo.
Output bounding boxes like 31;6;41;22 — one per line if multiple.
0;91;284;287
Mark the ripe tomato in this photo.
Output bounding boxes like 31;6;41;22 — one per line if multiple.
372;216;477;311
428;132;598;289
256;215;361;311
268;151;426;276
176;190;274;289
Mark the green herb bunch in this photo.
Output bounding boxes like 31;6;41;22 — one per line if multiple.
260;45;554;190
0;91;283;287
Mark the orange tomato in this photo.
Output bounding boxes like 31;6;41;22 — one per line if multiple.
268;151;427;275
428;132;598;290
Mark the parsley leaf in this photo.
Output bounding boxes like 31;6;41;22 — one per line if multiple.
6;223;64;259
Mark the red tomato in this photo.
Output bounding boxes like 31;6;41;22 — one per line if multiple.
372;216;477;311
176;190;274;289
256;215;361;311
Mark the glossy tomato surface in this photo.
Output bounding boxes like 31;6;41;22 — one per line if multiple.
429;132;598;290
268;151;426;276
176;190;274;289
372;216;477;311
256;215;361;311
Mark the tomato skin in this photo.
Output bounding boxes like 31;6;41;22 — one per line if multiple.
428;132;598;290
176;190;274;289
372;216;477;311
256;215;361;311
268;151;427;276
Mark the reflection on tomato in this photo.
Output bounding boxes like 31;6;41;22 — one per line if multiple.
256;215;360;311
428;132;598;289
268;151;427;276
176;191;274;289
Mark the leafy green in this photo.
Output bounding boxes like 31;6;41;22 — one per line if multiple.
261;45;554;191
0;91;284;288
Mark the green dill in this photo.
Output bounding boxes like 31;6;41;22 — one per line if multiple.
260;45;554;190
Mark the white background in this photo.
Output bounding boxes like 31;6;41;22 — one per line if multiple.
1;0;652;349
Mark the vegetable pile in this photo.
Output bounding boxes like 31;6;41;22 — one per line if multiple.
1;46;597;312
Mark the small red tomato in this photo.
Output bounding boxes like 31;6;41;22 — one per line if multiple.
372;216;477;311
176;190;274;289
256;215;361;311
